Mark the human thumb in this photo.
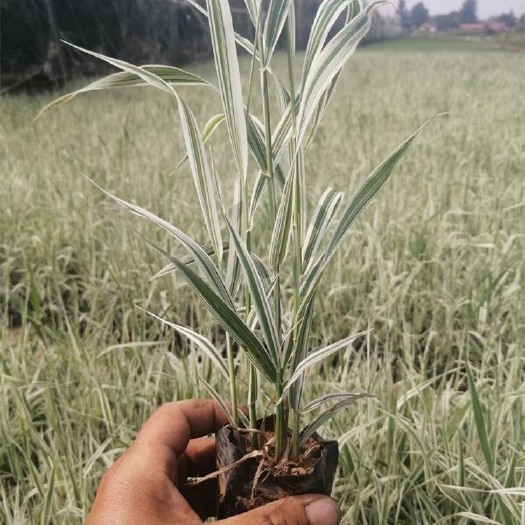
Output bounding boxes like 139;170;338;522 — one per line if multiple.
218;494;341;525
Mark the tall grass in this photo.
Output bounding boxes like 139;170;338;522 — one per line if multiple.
1;43;524;523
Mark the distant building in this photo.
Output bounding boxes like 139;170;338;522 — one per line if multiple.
458;23;485;32
458;22;509;33
419;22;437;33
484;22;509;33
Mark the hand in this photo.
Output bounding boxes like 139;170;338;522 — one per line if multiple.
85;399;341;525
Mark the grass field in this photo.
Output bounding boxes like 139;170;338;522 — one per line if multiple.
1;39;524;523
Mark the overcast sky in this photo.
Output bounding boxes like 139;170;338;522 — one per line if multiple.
383;0;525;19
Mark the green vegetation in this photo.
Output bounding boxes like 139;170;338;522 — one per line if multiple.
1;38;524;523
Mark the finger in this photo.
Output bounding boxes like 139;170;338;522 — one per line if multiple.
179;478;218;520
185;436;217;475
176;437;216;483
218;495;341;525
176;437;219;518
129;399;229;481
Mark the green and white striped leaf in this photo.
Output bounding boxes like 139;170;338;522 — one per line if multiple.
241;0;259;24
188;0;261;63
284;295;316;370
302;0;356;83
302;392;367;413
142;236;277;382
248;171;267;229
302;187;344;271
58;42;175;94
263;0;293;65
299;393;369;445
226;222;280;363
175;93;223;262
326;120;436;259
285;331;367;396
150;241;230;281
226;177;242;295
178;113;226;168
297;2;387;146
250;252;273;290
199;378;237;427
300;117;438;313
202;113;226;143
206;0;248;179
269;172;294;268
247;113;286;186
286;292;317;412
272;95;299;168
143;310;229;380
85;176;233;306
37;64;211;119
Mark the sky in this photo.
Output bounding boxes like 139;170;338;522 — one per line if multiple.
386;0;525;18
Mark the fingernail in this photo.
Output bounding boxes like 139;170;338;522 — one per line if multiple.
305;498;341;525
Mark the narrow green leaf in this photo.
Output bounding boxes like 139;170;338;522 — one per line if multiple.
297;2;387;146
174;94;223;261
269;172;294;268
202;113;226;142
299;393;368;445
247;113;285;186
454;513;501;524
250;252;273;289
199;378;237;427
42;460;56;524
302;392;368;413
37;64;211;119
248;171;267;229
302;187;344;271
284;295;315;370
142;235;277;382
302;0;356;83
206;0;248;179
240;0;258;24
466;362;494;473
85;176;232;305
226;222;280;363
326;120;434;259
263;0;293;65
60;41;174;93
285;331;367;396
178;113;226;168
143;309;229;380
226;177;242;295
150;242;230;281
300;117;440;314
272;95;299;168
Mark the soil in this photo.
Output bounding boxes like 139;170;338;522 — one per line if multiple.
216;417;339;518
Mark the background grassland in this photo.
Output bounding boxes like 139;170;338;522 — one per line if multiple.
1;40;524;523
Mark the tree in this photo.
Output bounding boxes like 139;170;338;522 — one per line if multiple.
459;0;477;24
410;2;429;28
434;12;460;31
495;11;517;28
398;0;411;30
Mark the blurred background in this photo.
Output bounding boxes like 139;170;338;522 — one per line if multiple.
1;2;525;523
2;0;524;93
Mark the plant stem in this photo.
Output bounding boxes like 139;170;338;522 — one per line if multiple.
243;180;258;448
225;333;238;426
286;13;304;462
275;374;285;460
259;34;285;459
292;408;300;461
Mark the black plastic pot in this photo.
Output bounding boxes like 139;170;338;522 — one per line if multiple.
216;416;339;518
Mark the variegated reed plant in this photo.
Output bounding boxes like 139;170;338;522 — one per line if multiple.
40;0;433;461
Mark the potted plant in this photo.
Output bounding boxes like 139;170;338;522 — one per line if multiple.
40;0;436;517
